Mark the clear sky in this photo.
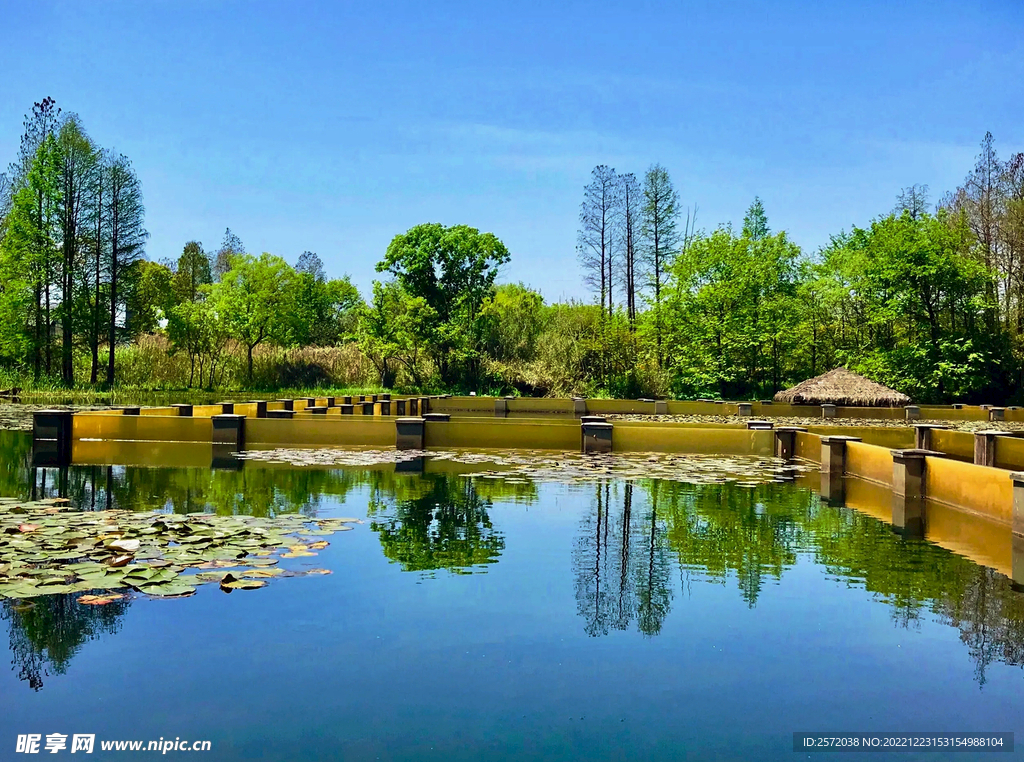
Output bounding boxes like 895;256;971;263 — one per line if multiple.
2;0;1022;301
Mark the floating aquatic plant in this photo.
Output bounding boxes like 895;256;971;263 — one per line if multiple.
0;497;358;601
237;448;814;485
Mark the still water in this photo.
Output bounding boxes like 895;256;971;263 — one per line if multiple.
1;431;1023;761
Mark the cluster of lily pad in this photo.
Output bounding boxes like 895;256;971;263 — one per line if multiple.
0;497;358;601
237;447;813;485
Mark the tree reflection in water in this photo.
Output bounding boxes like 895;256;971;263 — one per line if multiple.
571;478;1024;686
366;473;505;574
1;594;130;691
1;427;1024;689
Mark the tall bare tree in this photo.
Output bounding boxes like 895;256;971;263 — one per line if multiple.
618;172;641;327
578;165;620;318
894;184;930;220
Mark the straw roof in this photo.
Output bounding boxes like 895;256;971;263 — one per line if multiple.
773;367;911;407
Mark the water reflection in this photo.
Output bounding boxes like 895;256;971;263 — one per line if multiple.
1;430;1024;692
367;473;505;574
1;594;131;691
570;478;1024;686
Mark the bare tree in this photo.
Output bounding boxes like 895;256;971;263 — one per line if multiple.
577;165;619;318
618;172;641;327
894;184;930;220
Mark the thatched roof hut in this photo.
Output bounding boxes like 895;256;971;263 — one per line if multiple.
773;367;911;407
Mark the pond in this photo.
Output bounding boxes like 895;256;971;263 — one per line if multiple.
1;430;1022;760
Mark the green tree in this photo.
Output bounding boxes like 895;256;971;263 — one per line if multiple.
211;252;296;382
641;164;679;366
103;153;147;385
377;223;510;388
172;241;212;304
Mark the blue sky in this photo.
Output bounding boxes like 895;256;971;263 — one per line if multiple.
2;0;1022;301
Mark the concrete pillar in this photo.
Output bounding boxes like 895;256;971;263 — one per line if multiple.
421;397;431;414
309;406;328;415
342;396;353;405
300;397;316;409
746;420;773;430
361;402;375;415
276;399;294;411
582;421;613;454
1011;472;1024;538
325;397;336;408
655;400;669;415
773;427;807;460
1010;473;1024;588
339;404;354;415
212;414;245;450
980;404;991;411
573;397;587;417
913;423;948;450
219;402;235;414
904;405;921;421
123;407;141;416
396;417;425;450
759;400;774;405
423;413;450;422
952;403;963;410
379;401;392;416
371;394;379;403
821;404;836;419
989;407;1006;422
892;449;931;537
381;393;391;401
408;398;419;416
267;410;294;419
172;404;193;416
358;395;367;402
249;401;268;418
974;430;1002;467
495;398;508;417
395;400;407;416
32;410;73;466
820;435;861;503
737;402;753;416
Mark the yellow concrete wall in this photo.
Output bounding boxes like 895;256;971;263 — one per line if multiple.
73;414;213;443
425;419;579;450
139;407;177;416
845;441;894;486
931;429;975;460
508;397;574;414
613;424;773;455
807;426;914;450
794;431;821;463
995;436;1024;471
246;417;393;447
924;456;1012;523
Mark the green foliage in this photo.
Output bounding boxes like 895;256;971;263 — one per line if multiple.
377;223;510;388
662;225;801;398
479;283;544;363
211;253;297;382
